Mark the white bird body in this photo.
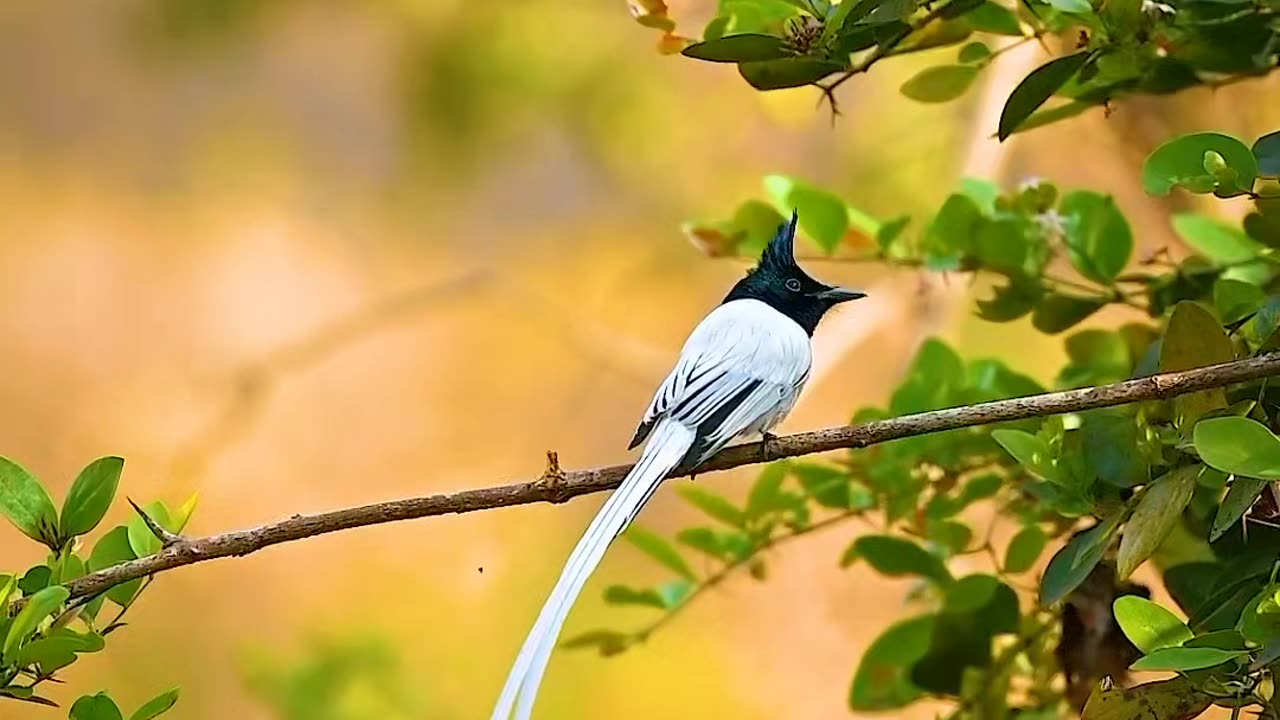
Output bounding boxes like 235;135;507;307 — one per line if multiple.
491;213;862;719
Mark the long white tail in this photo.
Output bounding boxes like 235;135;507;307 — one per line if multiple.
492;419;695;720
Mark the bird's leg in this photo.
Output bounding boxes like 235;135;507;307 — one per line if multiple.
762;431;778;461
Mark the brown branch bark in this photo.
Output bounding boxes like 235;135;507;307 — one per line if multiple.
46;352;1280;606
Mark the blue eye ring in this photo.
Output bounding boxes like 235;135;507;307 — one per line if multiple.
785;278;802;292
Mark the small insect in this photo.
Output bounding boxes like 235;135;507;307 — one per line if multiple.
478;566;485;574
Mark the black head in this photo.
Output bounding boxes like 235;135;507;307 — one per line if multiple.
722;210;866;335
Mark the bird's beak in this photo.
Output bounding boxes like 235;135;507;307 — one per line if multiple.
816;286;867;304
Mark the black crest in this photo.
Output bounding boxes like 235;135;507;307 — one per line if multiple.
760;209;800;274
722;210;865;335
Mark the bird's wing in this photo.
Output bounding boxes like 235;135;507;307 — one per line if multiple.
630;299;811;458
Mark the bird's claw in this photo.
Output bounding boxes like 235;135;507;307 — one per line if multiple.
762;432;778;461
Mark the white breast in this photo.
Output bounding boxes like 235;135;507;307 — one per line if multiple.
636;299;813;462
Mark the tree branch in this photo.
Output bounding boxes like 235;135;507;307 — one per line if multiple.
39;352;1280;607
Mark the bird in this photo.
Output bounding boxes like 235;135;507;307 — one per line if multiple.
492;210;866;720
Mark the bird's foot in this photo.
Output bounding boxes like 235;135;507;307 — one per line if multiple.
762;432;778;461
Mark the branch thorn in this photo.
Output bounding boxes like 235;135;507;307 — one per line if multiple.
538;451;571;503
127;497;186;547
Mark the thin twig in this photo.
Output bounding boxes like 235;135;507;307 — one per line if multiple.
0;352;1270;613
816;1;960;111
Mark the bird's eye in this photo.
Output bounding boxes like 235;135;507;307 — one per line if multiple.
784;278;802;292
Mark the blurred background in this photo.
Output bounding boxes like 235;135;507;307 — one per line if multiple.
0;1;1278;718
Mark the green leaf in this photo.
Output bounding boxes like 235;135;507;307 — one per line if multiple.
127;501;173;558
1144;132;1259;196
1212;476;1269;540
1040;513;1123;605
1031;293;1106;334
997;52;1091;141
624;526;697;581
561;629;631;656
1080;409;1145;488
976;274;1042;322
681;34;791;62
992;429;1058;483
60;456;123;540
926;520;972;554
1256;130;1280;177
1081;676;1213;720
1236;583;1280;644
676;527;730;560
791;463;856;508
0;456;59;547
18;628;105;673
1060;191;1132;283
746;462;788;517
1112;596;1194;653
1116;466;1199;579
890;338;965;413
722;200;787;257
1172;213;1264;264
763;175;850;252
70;693;125;720
910;577;1019;695
88;525;143;606
1003;525;1047;573
657;579;693;608
1214;278;1266;325
841;535;952;583
0;573;15;607
18;565;51;594
942;574;1017;622
738;58;845;90
1161;301;1233;428
1194;416;1280;479
876;215;911;250
172;493;198;533
849;615;936;710
1047;0;1091;11
1129;646;1247;672
603;584;668;609
900;65;979;102
973;219;1027;272
678;485;747;528
922;193;982;268
2;584;69;664
965;1;1021;34
957;41;991;63
130;688;180;720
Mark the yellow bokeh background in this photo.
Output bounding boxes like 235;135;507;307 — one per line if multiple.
0;1;1278;718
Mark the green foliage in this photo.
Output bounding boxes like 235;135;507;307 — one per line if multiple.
596;133;1280;719
636;0;1280;139
68;690;179;720
1145;133;1260;198
60;458;124;541
997;52;1092;141
241;634;426;720
0;457;190;710
1113;595;1194;653
0;456;59;548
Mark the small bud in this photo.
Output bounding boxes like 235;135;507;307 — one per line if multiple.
1203;150;1228;175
